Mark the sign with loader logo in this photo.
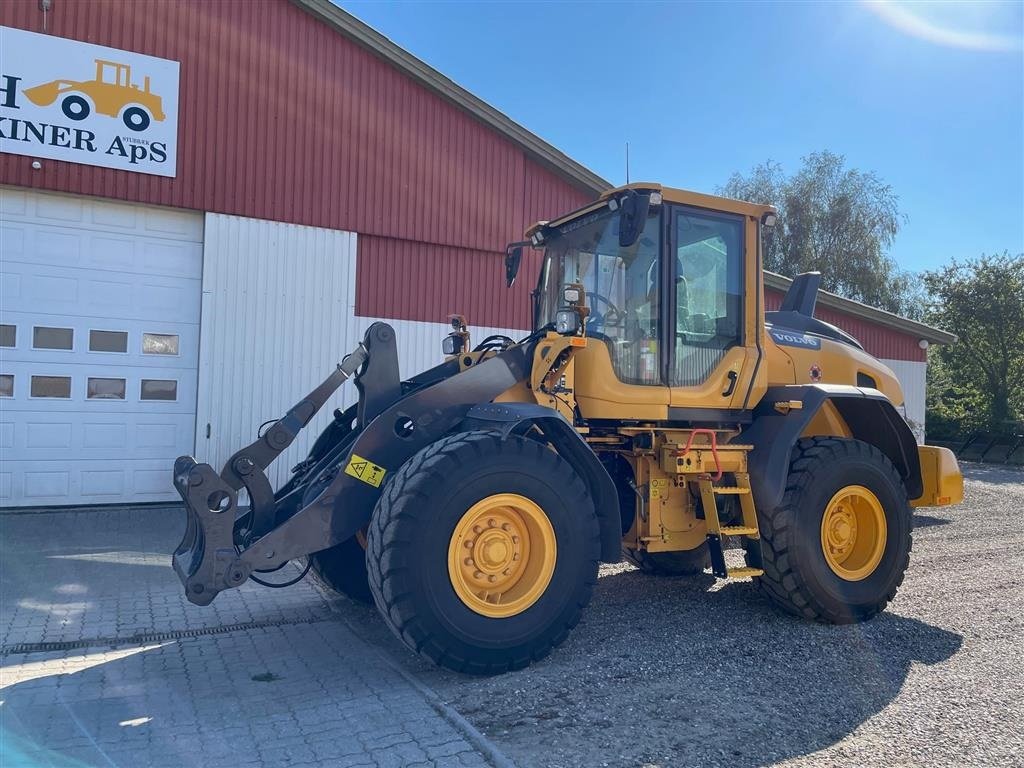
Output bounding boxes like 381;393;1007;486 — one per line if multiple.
0;26;179;177
345;453;387;489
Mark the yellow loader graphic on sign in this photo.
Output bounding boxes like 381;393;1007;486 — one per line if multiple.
23;58;165;132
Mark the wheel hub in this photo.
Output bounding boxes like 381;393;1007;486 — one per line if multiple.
820;485;887;581
448;494;556;618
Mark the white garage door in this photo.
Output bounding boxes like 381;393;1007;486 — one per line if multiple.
0;187;203;506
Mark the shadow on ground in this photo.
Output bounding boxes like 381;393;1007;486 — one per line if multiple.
363;565;964;768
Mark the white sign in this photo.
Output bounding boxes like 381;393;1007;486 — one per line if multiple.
0;26;179;177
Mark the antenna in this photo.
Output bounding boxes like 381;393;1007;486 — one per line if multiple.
625;142;630;184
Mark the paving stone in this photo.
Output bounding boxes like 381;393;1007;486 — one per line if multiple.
0;506;506;768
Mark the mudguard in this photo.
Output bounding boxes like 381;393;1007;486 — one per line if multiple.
745;384;923;511
462;402;623;563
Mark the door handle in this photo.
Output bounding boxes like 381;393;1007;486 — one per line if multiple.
722;370;738;398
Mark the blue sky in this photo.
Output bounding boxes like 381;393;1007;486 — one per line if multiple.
341;1;1023;273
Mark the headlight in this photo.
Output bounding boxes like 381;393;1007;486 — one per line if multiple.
563;286;582;304
555;310;580;335
442;333;464;356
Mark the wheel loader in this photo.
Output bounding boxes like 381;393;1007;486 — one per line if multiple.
172;183;964;675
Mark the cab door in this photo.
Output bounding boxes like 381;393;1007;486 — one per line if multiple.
665;205;764;415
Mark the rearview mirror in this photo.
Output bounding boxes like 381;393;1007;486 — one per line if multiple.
618;190;651;248
505;245;523;287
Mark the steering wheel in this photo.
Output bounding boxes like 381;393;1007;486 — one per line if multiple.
585;292;624;332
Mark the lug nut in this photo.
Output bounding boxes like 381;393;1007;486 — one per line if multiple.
488;575;497;583
464;540;473;548
473;525;483;534
464;558;474;566
512;554;520;561
473;571;484;579
488;518;496;527
501;523;511;531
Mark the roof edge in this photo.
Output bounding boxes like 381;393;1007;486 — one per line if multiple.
764;272;957;346
292;0;610;195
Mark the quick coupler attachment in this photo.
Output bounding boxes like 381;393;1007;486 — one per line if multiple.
172;456;250;606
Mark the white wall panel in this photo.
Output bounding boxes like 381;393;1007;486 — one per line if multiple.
197;213;529;492
881;359;927;443
197;215;358;490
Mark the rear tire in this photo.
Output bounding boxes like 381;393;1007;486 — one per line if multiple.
122;106;151;131
623;545;709;576
366;431;600;675
755;437;912;624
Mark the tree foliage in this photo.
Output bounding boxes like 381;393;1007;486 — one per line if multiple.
923;252;1024;435
720;151;921;317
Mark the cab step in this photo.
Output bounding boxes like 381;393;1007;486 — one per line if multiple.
697;472;764;580
711;486;750;495
725;567;764;579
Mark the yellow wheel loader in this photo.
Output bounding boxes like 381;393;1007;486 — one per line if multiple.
172;184;964;675
23;59;165;132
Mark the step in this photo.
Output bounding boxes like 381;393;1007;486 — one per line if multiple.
718;526;759;537
711;486;750;495
726;567;764;579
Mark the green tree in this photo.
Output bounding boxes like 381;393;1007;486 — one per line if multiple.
923;252;1024;434
720;151;921;317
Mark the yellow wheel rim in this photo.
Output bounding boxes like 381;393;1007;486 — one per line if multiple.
447;493;557;618
820;485;887;581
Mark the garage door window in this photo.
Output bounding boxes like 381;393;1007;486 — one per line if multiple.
33;327;74;350
141;379;177;401
89;330;128;353
31;375;71;398
0;325;15;347
88;377;126;400
142;333;179;355
0;374;12;397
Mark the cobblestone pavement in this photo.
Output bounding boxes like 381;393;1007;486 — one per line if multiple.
0;507;507;768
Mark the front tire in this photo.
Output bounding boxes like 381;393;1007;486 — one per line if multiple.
755;437;912;623
366;431;600;675
61;95;90;121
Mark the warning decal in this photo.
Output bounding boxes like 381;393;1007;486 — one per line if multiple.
344;453;387;488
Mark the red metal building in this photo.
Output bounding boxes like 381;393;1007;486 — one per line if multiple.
0;0;950;507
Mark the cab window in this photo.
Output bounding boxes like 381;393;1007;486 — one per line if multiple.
671;209;744;386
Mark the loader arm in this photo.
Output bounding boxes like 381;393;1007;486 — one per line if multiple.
172;322;530;605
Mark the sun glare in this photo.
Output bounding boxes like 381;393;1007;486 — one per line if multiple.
862;0;1023;52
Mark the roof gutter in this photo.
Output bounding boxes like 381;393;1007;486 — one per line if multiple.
291;0;610;196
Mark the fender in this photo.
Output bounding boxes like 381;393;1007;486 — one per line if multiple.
463;402;623;563
745;384;923;511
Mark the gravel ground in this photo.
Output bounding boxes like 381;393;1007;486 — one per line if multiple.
346;464;1024;768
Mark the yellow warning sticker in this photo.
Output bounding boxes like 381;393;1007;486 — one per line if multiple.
345;453;387;488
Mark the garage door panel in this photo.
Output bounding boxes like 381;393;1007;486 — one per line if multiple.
0;187;201;507
1;410;195;460
0;458;181;504
2;220;203;279
0;312;199;369
1;261;201;322
0;370;198;415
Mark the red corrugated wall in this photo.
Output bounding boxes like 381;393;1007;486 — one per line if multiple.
766;288;925;362
0;0;594;329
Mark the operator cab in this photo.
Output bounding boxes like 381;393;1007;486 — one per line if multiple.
510;184;775;420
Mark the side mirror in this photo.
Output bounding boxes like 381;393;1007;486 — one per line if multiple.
505;245;523;287
618;190;651;248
